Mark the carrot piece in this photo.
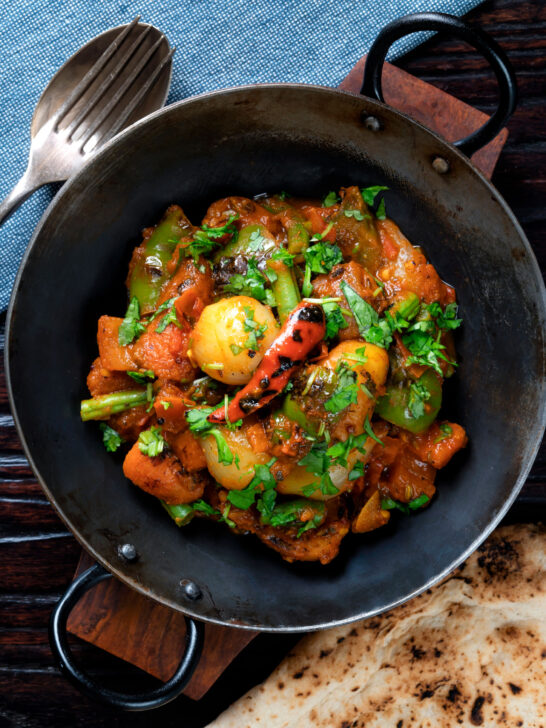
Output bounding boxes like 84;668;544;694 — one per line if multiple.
97;317;138;371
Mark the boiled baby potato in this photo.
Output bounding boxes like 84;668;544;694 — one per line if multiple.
190;295;278;384
201;426;271;490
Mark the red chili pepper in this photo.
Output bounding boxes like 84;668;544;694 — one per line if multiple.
208;302;326;424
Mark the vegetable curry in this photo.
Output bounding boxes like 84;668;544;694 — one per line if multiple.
81;186;467;564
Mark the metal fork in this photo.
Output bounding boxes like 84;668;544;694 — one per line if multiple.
0;18;174;226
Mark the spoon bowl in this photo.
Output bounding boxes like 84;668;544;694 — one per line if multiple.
0;18;173;225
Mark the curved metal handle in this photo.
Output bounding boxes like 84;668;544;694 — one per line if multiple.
361;12;518;157
0;167;43;226
49;563;205;711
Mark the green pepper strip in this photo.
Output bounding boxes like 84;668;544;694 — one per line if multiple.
268;260;301;323
213;224;277;263
375;368;442;434
80;390;148;421
282;395;318;435
129;206;192;314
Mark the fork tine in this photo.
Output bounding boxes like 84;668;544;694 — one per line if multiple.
76;34;167;150
53;17;140;131
85;46;175;152
66;24;153;140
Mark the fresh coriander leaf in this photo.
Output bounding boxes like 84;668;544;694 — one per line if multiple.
201;215;239;239
186;407;214;433
220;504;236;528
100;423;125;452
128;369;155;384
324;365;359;414
434;423;453;444
340;281;379;334
247;230;267;253
349;460;364;481
138;426;166;457
408;494;430;510
323;191;339;207
323;301;348;340
156;303;182;333
402;330;454;376
298;442;339;496
343;346;368;367
227;486;258;509
304;242;343;274
160;400;172;410
428;301;462;331
363;415;384;446
118;297;146;346
376;198;386;220
380;497;409;514
302;264;313;298
193;500;220;516
361;185;389;206
270;510;298;527
270;248;295;267
243;306;268;351
408;380;431;419
278;190;291;201
297;513;324;538
343;209;368;221
230;344;242;356
310;222;335;242
209;429;233;465
224;258;275;306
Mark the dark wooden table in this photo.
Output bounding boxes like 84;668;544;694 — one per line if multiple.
1;1;544;725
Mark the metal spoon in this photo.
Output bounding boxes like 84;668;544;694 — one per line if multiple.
0;18;174;226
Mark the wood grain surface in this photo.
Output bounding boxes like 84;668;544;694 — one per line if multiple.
1;1;545;725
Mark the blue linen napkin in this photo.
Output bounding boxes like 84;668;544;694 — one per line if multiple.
0;0;482;312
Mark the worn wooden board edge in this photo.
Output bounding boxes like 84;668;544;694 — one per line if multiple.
66;56;509;700
67;551;258;700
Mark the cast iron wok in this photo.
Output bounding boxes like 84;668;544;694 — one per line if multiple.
6;13;546;711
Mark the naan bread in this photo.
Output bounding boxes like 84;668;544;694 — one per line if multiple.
208;524;546;728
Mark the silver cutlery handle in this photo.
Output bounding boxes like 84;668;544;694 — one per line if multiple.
0;169;42;227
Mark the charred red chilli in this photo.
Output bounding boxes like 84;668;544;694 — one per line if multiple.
208;302;326;423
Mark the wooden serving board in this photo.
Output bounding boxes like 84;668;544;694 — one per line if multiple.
67;55;508;700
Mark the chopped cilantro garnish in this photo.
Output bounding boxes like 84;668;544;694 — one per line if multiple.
348;460;365;481
138;426;166;457
434;423;453;444
192;500;220;517
361;185;388;212
363;415;384;446
428;302;462;330
224;258;275;306
299;442;339;497
310;222;335;242
187;215;238;262
343;209;369;221
381;494;431;513
230;344;242;356
408;380;431;419
247;230;268;253
118;297;146;346
302;241;343;297
324;365;359;414
323;301;349;341
186;407;233;465
270;247;296;267
127;369;155;384
323;191;339;207
402;330;454;376
100;423;124;452
227;458;277;512
243;306;268;351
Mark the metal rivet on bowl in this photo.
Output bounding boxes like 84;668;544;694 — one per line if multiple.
118;543;138;562
362;115;381;132
180;579;202;601
432;156;450;174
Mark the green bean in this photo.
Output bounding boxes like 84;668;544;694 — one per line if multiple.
161;501;195;526
80;390;148;421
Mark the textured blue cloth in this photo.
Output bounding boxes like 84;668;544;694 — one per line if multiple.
0;0;482;312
